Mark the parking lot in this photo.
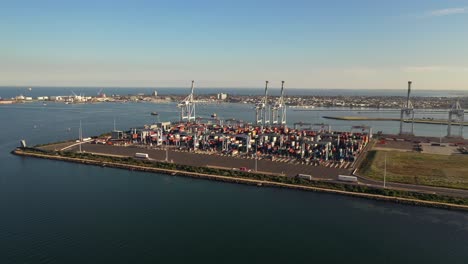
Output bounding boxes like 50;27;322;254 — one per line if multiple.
78;143;351;179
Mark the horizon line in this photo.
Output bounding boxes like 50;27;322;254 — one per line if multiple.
1;85;468;92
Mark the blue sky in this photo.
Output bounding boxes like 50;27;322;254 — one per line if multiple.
1;0;468;89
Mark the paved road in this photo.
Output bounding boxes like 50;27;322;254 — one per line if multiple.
356;176;468;198
77;143;350;179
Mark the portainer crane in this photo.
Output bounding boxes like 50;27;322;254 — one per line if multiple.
399;81;415;136
272;81;287;126
447;99;464;138
255;81;270;127
178;80;196;122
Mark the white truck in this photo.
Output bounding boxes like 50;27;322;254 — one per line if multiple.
338;175;358;182
297;174;312;181
135;153;150;159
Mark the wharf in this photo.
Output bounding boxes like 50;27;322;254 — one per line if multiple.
12;148;468;211
71;143;350;178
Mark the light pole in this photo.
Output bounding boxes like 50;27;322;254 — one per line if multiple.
165;138;169;162
79;120;82;153
440;122;443;144
255;140;258;172
384;153;387;188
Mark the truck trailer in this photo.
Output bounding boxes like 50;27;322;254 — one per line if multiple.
337;175;358;182
297;174;312;181
135;153;150;159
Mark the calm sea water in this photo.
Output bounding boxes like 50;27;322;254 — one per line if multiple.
1;101;467;263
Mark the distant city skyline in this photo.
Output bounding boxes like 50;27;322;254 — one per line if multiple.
2;0;468;90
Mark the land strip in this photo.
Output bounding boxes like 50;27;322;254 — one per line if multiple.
73;143;350;179
12;148;468;211
360;150;468;190
323;116;468;126
64;143;468;198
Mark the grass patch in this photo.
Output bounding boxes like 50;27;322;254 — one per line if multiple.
361;150;468;190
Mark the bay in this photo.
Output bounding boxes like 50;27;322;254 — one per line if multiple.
0;98;467;263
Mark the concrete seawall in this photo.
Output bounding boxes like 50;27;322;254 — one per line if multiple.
12;149;468;212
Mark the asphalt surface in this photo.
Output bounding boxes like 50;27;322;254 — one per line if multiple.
78;143;350;179
356;176;468;198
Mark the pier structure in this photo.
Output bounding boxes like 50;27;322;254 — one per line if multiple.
100;116;371;169
90;84;373;171
294;122;312;130
271;81;287;126
78;120;83;153
196;117;223;126
255;81;270;127
310;123;331;133
224;118;245;127
399;81;415;136
351;125;373;139
178;80;196;122
447;99;465;139
150;127;164;146
293;122;331;133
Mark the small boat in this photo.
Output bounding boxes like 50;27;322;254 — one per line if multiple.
151;112;159;116
211;113;217;118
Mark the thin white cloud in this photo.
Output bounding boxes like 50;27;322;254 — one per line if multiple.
402;66;468;73
343;67;379;75
425;7;466;17
402;66;443;72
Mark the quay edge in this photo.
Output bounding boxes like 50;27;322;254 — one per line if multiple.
11;148;468;212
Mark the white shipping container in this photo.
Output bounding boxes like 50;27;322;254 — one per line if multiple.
338;175;358;182
135;153;149;159
297;174;312;180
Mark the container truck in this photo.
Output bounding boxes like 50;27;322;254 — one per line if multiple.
337;175;358;182
135;153;149;159
297;174;312;181
239;167;251;172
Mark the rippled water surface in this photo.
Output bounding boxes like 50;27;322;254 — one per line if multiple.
0;101;467;263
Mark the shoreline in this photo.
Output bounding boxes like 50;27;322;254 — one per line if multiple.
323;116;468;126
12;148;468;212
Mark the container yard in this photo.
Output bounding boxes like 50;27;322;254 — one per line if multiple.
17;81;468;209
81;81;371;175
96;121;370;169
